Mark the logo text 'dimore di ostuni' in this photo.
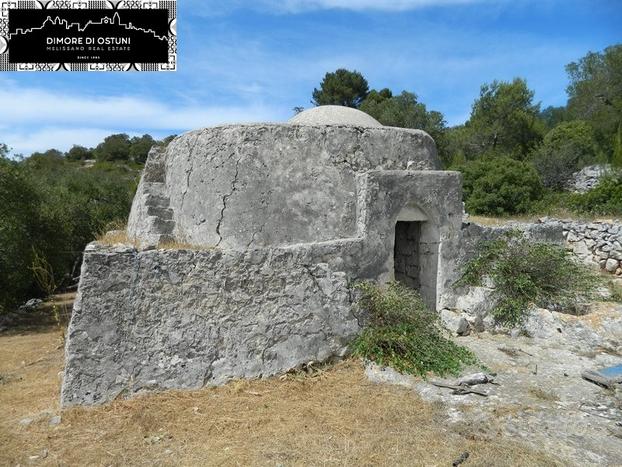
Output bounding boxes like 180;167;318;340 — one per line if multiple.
1;0;176;71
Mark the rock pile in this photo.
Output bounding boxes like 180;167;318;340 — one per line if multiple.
568;164;612;193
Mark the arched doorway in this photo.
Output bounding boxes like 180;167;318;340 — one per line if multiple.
393;203;440;309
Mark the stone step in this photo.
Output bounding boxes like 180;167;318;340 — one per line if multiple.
142;161;166;183
144;192;170;208
157;234;175;245
147;216;175;234
146;206;174;220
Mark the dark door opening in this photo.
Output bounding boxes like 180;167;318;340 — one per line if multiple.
394;221;421;290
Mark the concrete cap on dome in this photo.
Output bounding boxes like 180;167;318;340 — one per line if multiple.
289;105;382;127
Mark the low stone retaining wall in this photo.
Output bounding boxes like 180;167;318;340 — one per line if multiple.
460;217;622;275
559;219;622;275
443;217;622;334
61;244;360;406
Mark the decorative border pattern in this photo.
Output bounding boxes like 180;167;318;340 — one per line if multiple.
0;0;176;71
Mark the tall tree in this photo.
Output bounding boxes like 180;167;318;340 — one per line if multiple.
93;134;132;162
66;145;93;161
532;120;599;189
539;105;568;130
129;134;155;164
312;69;369;107
566;44;622;159
466;78;544;158
360;90;448;163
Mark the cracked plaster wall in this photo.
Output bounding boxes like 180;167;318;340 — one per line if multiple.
65;123;464;406
129;124;439;248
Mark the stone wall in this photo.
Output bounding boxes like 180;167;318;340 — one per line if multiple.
560;219;622;275
62;244;360;406
442;218;622;334
128;125;439;249
394;221;421;289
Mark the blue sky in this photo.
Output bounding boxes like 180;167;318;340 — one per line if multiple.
1;0;621;155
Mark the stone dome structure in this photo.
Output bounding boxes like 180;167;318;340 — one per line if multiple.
62;108;464;406
289;105;383;127
127;111;438;249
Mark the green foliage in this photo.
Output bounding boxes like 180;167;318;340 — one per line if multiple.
94;133;132;161
613;123;622;168
566;44;622;159
360;90;449;163
129;134;156;164
460;156;543;215
312;68;369;107
0;157;46;312
539;105;569;130
532;120;599;189
565;174;622;216
0;150;137;313
351;282;476;377
66;145;93;161
607;280;622;303
459;233;599;326
466;78;545;158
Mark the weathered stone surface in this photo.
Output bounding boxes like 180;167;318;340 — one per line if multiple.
568;164;614;193
605;258;619;272
62;246;360;406
557;218;622;273
128;124;439;249
65;113;465;406
289;106;382;127
439;309;471;336
369;302;622;466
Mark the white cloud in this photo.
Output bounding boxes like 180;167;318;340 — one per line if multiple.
0;86;283;130
0;84;286;154
6;128;132;155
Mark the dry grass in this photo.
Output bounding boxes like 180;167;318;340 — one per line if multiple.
468;213;617;226
468;214;542;226
0;328;563;466
95;228;138;247
95;229;210;251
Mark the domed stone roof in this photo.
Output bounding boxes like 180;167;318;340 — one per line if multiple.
289;105;382;127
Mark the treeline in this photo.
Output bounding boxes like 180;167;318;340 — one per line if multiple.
33;133;176;164
0;133;173;313
309;43;622;216
1;44;621;313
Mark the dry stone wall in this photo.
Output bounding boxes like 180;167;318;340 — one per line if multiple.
62;244;361;406
560;219;622;275
442;217;622;335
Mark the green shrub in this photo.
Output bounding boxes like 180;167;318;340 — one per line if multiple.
0;152;137;313
0;157;45;312
566;174;622;216
351;282;476;377
532;121;601;190
459;232;599;326
460;156;543;215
